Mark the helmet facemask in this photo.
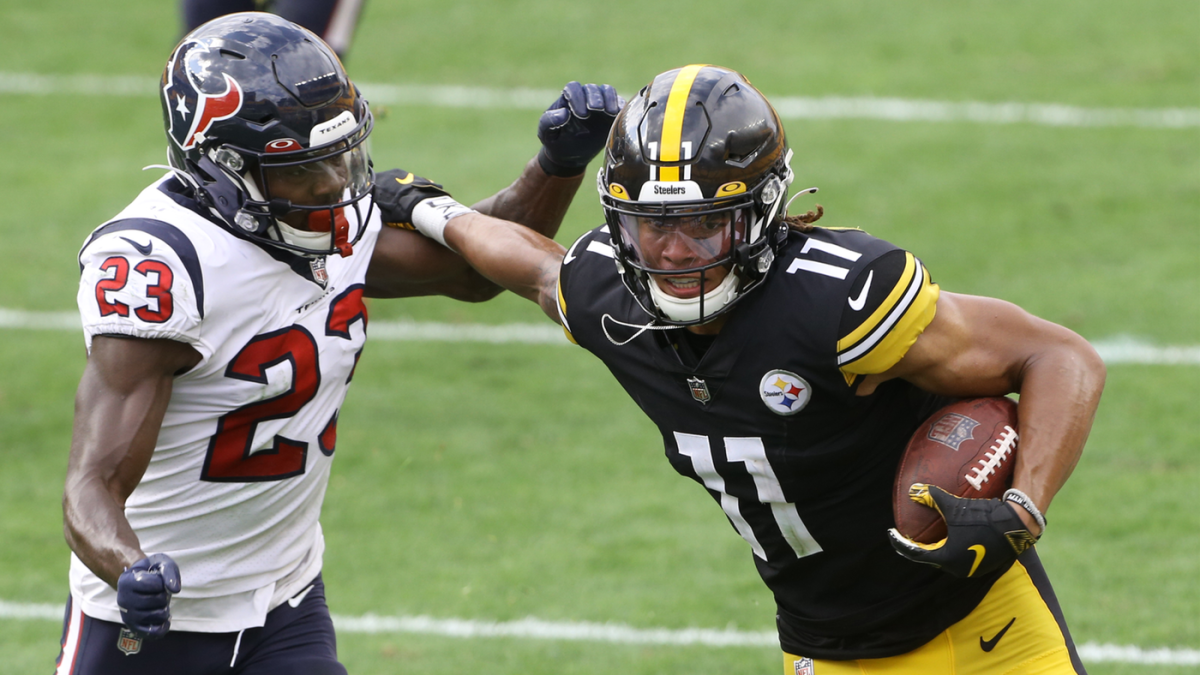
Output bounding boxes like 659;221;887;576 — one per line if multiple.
202;111;374;258
607;193;753;324
600;65;796;327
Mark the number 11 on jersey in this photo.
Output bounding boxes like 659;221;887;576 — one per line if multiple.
676;432;823;560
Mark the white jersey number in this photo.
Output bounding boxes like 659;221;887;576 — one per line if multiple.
675;432;823;560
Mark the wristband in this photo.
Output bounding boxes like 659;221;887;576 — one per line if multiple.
411;196;476;247
537;147;587;178
1003;488;1047;535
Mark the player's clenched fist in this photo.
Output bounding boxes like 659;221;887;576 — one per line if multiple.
537;82;624;176
116;553;181;639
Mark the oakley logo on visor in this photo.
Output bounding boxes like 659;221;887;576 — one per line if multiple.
266;139;303;153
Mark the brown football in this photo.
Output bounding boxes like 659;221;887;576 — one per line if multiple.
893;397;1019;544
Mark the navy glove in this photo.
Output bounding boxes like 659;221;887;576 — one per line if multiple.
537;82;624;177
372;168;453;229
887;484;1038;578
116;553;181;639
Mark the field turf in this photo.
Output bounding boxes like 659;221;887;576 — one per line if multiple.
0;1;1196;673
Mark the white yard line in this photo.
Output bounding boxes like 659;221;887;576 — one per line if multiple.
1;72;1197;128
0;599;1195;664
1;308;1195;364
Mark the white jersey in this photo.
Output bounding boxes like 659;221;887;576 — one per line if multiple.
71;175;378;632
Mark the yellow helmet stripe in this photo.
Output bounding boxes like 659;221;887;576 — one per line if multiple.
658;64;706;183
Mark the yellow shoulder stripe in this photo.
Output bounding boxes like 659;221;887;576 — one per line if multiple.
556;277;577;345
841;269;939;375
838;252;916;352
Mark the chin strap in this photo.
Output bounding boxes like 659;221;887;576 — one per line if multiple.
647;270;740;324
600;314;677;346
306;208;353;256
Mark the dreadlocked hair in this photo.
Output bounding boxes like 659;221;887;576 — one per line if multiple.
784;204;824;232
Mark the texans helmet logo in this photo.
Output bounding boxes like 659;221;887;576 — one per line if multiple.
163;40;244;151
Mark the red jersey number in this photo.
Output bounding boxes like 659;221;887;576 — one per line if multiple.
95;257;131;317
199;284;368;482
201;326;321;482
93;255;175;322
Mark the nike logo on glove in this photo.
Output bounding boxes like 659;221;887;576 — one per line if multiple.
121;236;153;256
847;270;873;311
980;617;1016;652
967;544;986;577
287;584;314;608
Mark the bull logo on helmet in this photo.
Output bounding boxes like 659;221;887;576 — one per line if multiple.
162;40;244;151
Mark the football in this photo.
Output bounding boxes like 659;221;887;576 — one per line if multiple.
892;397;1020;544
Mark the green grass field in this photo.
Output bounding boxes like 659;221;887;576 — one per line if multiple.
1;0;1197;673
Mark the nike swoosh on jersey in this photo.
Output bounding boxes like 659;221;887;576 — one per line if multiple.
563;234;584;265
120;236;153;256
980;617;1017;652
287;584;315;608
847;270;873;311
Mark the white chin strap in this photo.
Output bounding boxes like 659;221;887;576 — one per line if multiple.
647;270;740;323
242;173;333;252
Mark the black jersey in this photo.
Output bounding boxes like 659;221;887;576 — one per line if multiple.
557;225;1010;659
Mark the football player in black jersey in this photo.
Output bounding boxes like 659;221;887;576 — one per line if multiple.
389;65;1105;674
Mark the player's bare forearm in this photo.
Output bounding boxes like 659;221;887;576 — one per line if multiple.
63;337;197;587
1004;322;1105;516
443;212;566;323
365;158;577;302
365;225;507;301
879;293;1106;520
470;156;585;241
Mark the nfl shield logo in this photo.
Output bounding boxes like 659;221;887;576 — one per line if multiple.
927;413;980;451
687;377;711;404
310;257;329;288
794;656;815;675
117;628;143;656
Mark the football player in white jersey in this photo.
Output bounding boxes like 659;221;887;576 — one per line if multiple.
57;12;621;675
381;65;1106;674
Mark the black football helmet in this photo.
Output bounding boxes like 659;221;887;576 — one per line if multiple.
160;12;373;257
600;65;796;325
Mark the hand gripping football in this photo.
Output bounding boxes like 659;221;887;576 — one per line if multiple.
893;397;1019;544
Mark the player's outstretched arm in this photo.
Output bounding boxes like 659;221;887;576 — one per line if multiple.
365;83;620;301
63;336;199;588
472;82;623;236
865;291;1106;530
442;212;567;322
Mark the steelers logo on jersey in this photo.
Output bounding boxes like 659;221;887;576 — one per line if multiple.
759;370;812;416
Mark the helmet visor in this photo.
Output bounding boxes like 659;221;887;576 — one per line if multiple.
616;205;750;273
261;138;372;208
